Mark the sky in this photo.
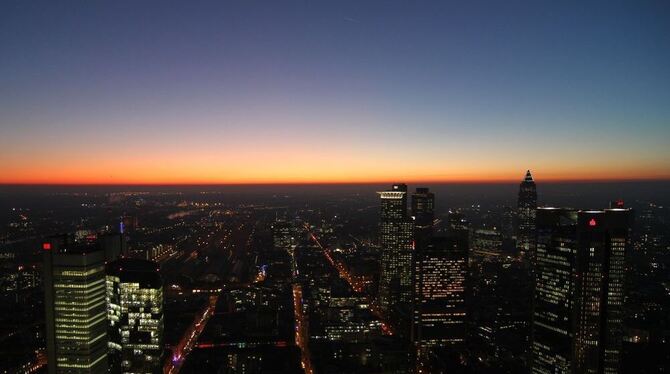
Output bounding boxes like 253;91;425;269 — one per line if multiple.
1;1;669;184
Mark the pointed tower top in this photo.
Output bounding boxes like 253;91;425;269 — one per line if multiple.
524;170;534;182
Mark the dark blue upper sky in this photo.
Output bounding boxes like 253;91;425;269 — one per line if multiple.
1;1;669;183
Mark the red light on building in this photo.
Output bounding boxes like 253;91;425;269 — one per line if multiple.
589;218;597;227
42;243;51;250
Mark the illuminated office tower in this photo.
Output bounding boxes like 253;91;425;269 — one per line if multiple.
411;187;435;251
573;209;631;374
531;208;578;374
517;170;537;257
472;228;503;254
106;258;164;374
412;236;467;361
377;184;414;320
530;208;632;374
43;235;109;374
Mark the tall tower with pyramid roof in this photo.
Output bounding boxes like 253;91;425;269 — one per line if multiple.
517;170;537;258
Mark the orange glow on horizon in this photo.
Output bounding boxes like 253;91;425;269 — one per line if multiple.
2;168;668;185
2;144;669;185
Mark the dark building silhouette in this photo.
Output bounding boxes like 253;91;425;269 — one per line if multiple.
412;236;468;364
532;207;578;374
120;215;139;233
106;258;164;374
530;208;632;374
411;187;435;251
573;209;631;374
100;233;127;259
517;170;538;258
447;211;469;253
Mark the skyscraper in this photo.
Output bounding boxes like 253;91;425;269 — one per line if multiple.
530;208;632;374
517;170;538;257
532;207;578;374
377;184;414;326
106;258;164;374
573;209;631;374
412;236;467;362
411;187;435;251
43;235;109;374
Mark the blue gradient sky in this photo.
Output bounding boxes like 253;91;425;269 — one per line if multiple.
1;1;669;183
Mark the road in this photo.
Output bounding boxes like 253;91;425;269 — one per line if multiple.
164;295;219;374
307;227;394;336
312;234;366;293
161;212;263;372
292;283;313;374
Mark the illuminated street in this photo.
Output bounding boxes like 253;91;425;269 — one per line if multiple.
2;3;667;373
292;284;313;374
307;228;394;336
164;295;219;374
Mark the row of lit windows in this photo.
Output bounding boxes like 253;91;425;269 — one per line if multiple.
56;353;106;369
57;266;104;277
55;332;105;343
55;311;106;324
53;278;105;289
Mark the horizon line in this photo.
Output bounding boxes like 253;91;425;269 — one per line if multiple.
2;177;669;187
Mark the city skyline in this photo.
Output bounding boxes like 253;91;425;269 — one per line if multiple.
2;2;669;373
1;173;668;373
2;1;670;184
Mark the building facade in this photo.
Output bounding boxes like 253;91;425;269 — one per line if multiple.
377;184;414;324
411;187;435;251
530;208;632;374
573;209;631;374
43;236;109;374
106;258;164;374
412;236;468;362
532;208;578;374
